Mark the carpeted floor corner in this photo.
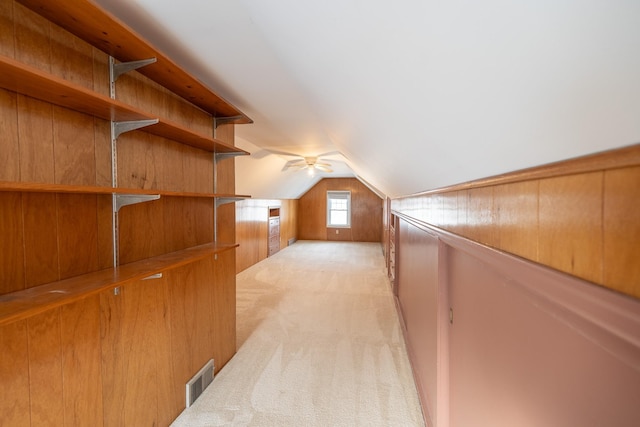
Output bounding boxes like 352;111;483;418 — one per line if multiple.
171;241;424;426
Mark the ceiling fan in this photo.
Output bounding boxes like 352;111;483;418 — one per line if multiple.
283;156;333;173
256;148;343;174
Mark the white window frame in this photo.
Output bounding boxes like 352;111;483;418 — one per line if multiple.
326;191;351;228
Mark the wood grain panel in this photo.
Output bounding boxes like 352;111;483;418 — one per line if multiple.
118;197;165;264
49;21;93;88
165;263;198;406
192;258;216;368
0;89;19;181
327;227;352;241
91;48;110;97
17;95;54;182
217;202;236;245
298;179;327;240
539;172;603;284
57;193;99;279
100;280;161;427
96;194;113;270
280;199;298;250
13;1;50;70
163;196;214;253
213;250;236;370
604;166;640;298
116;132;163;190
215;123;236;195
93;118;111;187
466;186;496;247
495;180;539;261
60;296;103;427
53;106;96;186
298;178;382;242
0;320;30;427
0;1;15;58
23;192;59;287
150;276;177;425
99;285;125;427
0;192;25;295
27;309;64;426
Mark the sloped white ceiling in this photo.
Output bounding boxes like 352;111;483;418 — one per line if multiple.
95;0;640;199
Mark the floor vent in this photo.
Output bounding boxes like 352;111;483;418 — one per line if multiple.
186;359;214;408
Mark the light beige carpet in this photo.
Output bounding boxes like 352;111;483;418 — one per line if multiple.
171;240;424;426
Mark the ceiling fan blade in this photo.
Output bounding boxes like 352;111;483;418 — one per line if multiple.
281;159;306;171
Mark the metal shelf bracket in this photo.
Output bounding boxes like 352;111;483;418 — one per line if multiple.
114;194;161;212
112;119;159;139
110;56;157;98
215;197;246;208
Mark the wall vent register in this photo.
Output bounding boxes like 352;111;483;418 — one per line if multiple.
186;359;215;408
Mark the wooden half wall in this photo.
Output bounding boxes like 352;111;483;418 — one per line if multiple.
298;178;383;242
236;199;298;273
388;144;640;427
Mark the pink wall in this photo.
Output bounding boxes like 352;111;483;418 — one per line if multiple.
394;214;640;427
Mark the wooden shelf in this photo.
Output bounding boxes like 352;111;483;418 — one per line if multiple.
0;54;249;155
0;242;238;326
17;0;252;125
0;181;251;200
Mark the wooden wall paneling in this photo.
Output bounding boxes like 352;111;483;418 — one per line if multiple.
153;275;180;425
53;107;96;186
60;295;104;427
494;180;539;261
215;123;236;195
23;192;59;287
455;190;469;238
299;178;382;242
0;320;30;427
539;172;604;284
327;227;353;241
466;186;496;247
0;1;15;57
96;195;114;270
351;179;383;242
604;166;640;298
160;140;186;192
49;22;93;88
183;145;214;194
116;132;164;190
99;284;126;427
165;263;198;406
279;199;298;249
17;95;54;182
0;192;25;294
217;202;236;244
298;180;327;240
0;89;19;181
100;280;164;427
441;191;458;232
56;193;99;279
91;48;110;97
27;309;64;426
213;250;237;370
13;1;50;70
93;119;112;188
118;198;165;264
193;258;217;367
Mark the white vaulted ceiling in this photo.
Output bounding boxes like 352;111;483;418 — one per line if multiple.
95;0;640;199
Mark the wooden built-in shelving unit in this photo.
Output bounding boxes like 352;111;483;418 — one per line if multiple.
0;243;238;327
17;0;252;124
0;54;249;154
1;1;249;425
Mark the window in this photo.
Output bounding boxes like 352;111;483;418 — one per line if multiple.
327;191;351;227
